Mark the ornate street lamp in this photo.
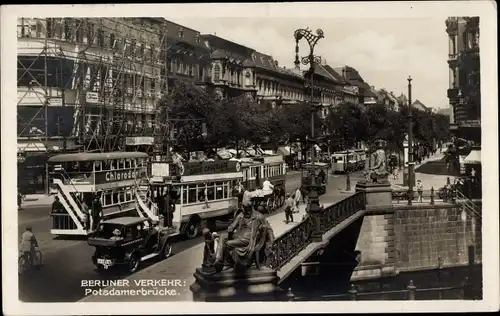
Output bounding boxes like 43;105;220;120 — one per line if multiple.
294;27;324;241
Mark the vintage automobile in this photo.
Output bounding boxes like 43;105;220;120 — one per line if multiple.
87;217;177;273
301;162;329;196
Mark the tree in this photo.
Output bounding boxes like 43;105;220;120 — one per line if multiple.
326;102;367;151
157;81;220;153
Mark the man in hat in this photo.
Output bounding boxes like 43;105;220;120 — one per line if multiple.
284;193;295;224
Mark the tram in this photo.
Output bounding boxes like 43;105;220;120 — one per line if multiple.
237;155;287;209
47;152;157;236
145;159;244;239
331;149;366;173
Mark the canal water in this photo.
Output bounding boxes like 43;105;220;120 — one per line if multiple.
284;264;483;301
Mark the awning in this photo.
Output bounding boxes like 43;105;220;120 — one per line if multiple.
17;142;47;152
277;146;291;156
464;149;481;164
217;150;233;159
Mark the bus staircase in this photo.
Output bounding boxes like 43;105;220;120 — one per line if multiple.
132;176;160;223
50;166;88;235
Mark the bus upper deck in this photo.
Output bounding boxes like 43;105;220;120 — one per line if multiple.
47;152;154;236
47;151;149;192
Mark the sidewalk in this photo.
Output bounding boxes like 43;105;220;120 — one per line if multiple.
390;152;453;190
80;195;339;302
20;194;54;208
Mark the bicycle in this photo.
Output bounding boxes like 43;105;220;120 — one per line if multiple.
18;248;42;274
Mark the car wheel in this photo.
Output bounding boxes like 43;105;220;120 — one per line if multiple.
163;242;173;259
128;255;140;273
185;220;200;239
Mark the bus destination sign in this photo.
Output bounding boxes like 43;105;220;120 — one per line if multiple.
183;161;240;176
95;169;140;184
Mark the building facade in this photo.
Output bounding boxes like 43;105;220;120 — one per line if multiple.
17;17;169;154
445;16;481;179
201;34;308;107
162;21;211;87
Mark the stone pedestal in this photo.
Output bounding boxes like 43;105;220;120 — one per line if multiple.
355;181;393;206
190;267;284;302
353;181;397;280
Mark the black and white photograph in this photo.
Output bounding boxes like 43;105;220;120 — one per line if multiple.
1;2;498;315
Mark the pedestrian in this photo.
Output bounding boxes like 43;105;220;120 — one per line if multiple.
18;190;23;210
393;167;399;180
294;187;302;210
91;194;103;231
284;193;294;224
162;189;170;227
51;196;63;214
318;168;326;184
416;180;424;202
80;197;90;230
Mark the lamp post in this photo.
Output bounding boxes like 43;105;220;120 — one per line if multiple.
294;27;324;185
294;27;324;242
407;76;414;205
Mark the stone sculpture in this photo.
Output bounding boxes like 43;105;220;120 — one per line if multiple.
205;203;275;274
364;139;390;184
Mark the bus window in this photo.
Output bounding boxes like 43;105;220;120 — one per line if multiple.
215;181;224;200
112;191;119;205
110;160;116;170
131;158;136;168
187;184;197;204
119;191;125;203
197;183;206;202
124;159;130;169
250;167;257;178
125;190;133;202
94;161;102;172
206;183;215;201
223;181;230;199
104;192;112;206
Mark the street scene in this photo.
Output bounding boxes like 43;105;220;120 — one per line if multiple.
9;5;489;311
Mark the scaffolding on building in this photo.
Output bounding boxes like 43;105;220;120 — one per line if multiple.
17;17;170;154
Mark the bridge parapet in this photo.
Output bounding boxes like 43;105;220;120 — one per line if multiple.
266;192;366;271
190;191;367;301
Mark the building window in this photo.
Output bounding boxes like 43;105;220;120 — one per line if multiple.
245;71;252;86
214;64;221;81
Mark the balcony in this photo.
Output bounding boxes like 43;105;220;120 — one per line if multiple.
447;88;460;100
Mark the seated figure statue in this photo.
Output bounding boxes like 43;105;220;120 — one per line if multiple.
213;203;275;273
364;139;390;184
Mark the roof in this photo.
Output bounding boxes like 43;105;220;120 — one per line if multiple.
48;151;149;163
202;34;255;60
101;216;148;226
307;63;337;82
412;99;430;111
253;51;303;79
322;65;345;83
333;66;371;91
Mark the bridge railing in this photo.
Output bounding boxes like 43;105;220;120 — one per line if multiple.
287;277;478;301
266;191;365;271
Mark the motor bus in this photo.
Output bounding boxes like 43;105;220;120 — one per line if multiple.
145;159;244;239
47;152;157;236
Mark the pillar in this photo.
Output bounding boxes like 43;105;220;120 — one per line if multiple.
351;181;397;281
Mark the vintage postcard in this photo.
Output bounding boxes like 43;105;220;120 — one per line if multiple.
1;1;498;315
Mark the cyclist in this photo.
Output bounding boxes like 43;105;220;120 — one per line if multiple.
20;226;39;267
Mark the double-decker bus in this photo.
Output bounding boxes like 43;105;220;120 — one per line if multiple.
47;152;157;236
145;159;243;239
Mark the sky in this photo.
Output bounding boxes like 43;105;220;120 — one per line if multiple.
168;17;450;109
